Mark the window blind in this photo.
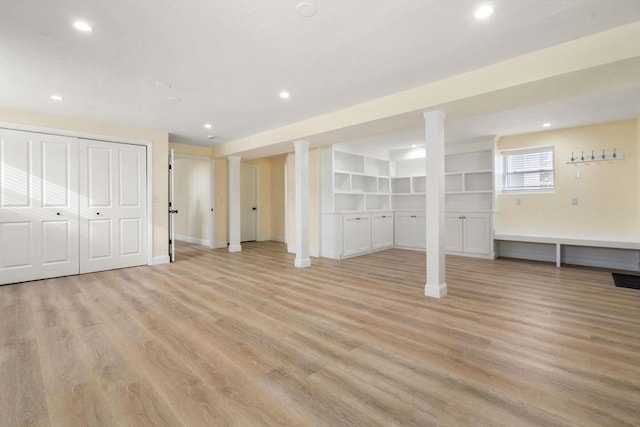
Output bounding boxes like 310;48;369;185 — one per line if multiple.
503;148;554;191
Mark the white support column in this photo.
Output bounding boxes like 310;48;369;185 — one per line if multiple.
228;155;242;252
424;110;447;298
294;140;311;268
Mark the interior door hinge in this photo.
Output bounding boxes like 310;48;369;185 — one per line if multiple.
169;164;172;170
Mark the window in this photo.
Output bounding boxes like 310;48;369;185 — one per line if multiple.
502;147;554;192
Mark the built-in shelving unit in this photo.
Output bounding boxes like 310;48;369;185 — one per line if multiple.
444;148;493;213
321;147;394;259
323;149;391;212
321;140;496;260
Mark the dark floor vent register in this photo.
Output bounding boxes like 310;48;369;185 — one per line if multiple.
612;273;640;290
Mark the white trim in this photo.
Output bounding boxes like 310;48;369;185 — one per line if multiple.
175;234;212;247
0;121;155;266
214;242;228;249
257;236;285;242
228;244;242;252
152;255;170;265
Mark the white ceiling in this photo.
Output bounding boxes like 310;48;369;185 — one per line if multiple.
1;1;639;148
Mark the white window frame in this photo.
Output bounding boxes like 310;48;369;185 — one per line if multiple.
501;146;555;193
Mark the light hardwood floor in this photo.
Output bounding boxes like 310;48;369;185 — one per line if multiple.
1;241;639;426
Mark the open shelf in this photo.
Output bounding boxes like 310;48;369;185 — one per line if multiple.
391;177;411;194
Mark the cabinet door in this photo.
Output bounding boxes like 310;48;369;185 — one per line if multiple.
463;213;491;255
445;214;464;252
342;215;361;257
414;212;427;249
371;213;393;250
394;212;414;248
356;215;372;253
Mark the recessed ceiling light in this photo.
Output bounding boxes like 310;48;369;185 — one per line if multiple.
204;123;212;129
296;1;317;18
154;81;172;89
279;91;290;99
543;122;552;128
73;20;93;32
50;94;64;101
411;145;417;148
474;4;494;20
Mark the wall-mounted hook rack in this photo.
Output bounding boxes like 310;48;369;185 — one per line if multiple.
565;148;624;164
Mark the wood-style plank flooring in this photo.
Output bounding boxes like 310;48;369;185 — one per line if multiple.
1;241;639;426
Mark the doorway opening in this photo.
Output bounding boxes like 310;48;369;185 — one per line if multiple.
168;151;215;262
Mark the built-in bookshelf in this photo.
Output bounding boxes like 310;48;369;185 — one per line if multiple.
322;149;391;212
444;148;493;212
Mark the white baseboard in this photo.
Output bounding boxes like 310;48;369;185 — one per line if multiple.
152;255;170;265
175;234;211;247
214;242;228;249
258;236;285;243
287;245;296;254
228;244;242;252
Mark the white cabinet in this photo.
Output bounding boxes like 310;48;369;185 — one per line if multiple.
371;213;394;250
394;211;426;250
343;214;371;257
446;213;492;256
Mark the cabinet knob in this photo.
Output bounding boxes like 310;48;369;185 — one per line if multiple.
96;212;101;215
56;212;61;216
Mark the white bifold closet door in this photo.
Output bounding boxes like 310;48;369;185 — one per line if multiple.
0;129;79;285
79;139;147;274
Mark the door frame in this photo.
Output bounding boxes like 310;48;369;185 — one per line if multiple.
240;163;259;242
173;153;216;249
0;121;154;266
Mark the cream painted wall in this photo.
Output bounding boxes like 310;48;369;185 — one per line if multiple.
286;153;296;250
269;155;286;241
496;119;639;237
174;158;212;243
215;159;228;246
0;106;169;259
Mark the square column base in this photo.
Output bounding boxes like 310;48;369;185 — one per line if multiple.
425;282;447;298
228;244;242;253
295;257;311;268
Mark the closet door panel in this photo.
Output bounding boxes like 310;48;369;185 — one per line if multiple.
0;129;78;285
80;139;146;273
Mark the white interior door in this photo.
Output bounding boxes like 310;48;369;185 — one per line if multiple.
169;149;176;261
0;129;79;285
240;164;257;242
79;139;147;273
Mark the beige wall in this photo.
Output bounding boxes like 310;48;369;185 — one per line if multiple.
269;155;286;240
174;157;212;243
0;106;169;259
496;119;639;237
215;159;228;246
